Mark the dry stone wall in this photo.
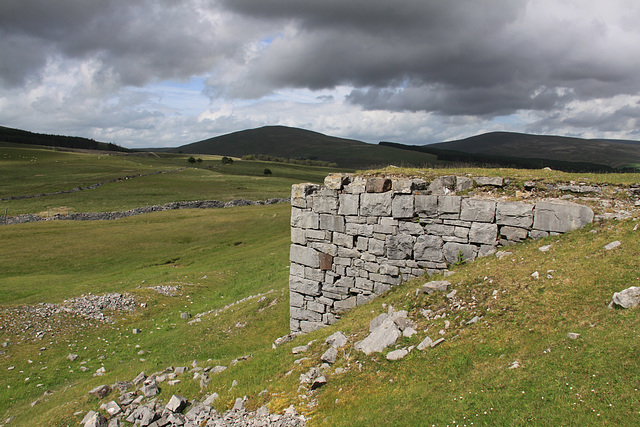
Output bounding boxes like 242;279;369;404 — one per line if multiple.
289;174;595;333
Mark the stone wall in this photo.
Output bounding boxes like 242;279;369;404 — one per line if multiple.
289;174;594;333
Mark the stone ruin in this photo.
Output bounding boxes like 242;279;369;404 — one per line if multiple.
289;174;595;333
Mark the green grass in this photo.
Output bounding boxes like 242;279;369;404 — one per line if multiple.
1;143;348;215
2;143;639;425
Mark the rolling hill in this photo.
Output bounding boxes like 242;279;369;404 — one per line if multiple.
381;131;640;171
0;126;129;152
171;125;439;169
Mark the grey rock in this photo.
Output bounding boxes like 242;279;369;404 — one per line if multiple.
460;199;496;222
83;412;107;427
421;280;451;294
88;384;111;399
567;332;580;340
469;222;498;245
166;394;188;413
292;344;309;354
369;312;389;332
496;202;534;228
179;312;191;319
203;392;219;406
232;397;245;411
499;225;528;242
474;176;504;187
455;176;475;192
431;337;445;347
132;371;146;385
289;245;321;268
386;348;409;361
104;401;121;417
443;242;477;264
427;176;456;195
360;192;393;216
533;201;594;233
611;286;640;309
325;331;348;348
321;347;338;364
311;375;327;389
67;353;78;361
209;365;227;374
417;336;433;350
141;379;159;398
604;240;621;250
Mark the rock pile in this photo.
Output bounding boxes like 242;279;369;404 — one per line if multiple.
82;368;306;427
0;292;136;339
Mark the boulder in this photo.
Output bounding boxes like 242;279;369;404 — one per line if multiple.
83;412;107;427
533;201;594;233
88;384;111;399
321;347;338;364
165;394;188;413
325;331;348;348
611;286;640;309
421;280;451;294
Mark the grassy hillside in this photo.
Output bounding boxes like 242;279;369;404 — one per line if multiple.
1;147;639;425
0;142;347;216
0;126;128;152
172;126;439;169
381;131;640;171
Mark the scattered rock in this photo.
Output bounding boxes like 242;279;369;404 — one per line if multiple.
417;336;433;350
531;271;540;279
567;332;580;340
88;384;111;399
165;394;188;413
538;244;553;252
386;348;409;361
292;345;309;354
604;240;621;250
421;280;451;295
610;286;640;309
321;347;338;365
67;353;78;361
311;375;327;390
508;361;521;369
325;331;348;348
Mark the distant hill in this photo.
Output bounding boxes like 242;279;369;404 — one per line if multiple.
171;125;438;169
380;131;640;172
0;126;129;152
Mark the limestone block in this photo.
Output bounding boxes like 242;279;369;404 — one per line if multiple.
289;276;321;296
312;194;338;214
373;223;398;235
443;242;478;264
305;229;331;242
460;199;496;222
291;227;306;245
374;283;391;294
300;321;323;333
425;223;455;236
323;313;338;325
338;194;360;215
360;193;393;216
309;242;338;257
334;296;357;312
369;273;401;285
324;174;350;190
292;183;320;199
291;208;320;229
414;235;445;262
496;202;534;228
379;264;400;276
529;229;549;240
474;176;504;187
290;292;305;308
355;236;368;251
303;266;324;282
415;195;438;217
365;177;392;193
306;300;326;314
478;245;497;258
438;196;462;216
469;223;498;245
392;195;415;218
368;238;386;256
291;307;322;322
320;214;345;232
290;318;300;331
386;234;415;259
289;263;305;278
427;176;456;195
456;176;475;192
344;176;366;194
499;226;528;242
355;277;374;291
399;221;424;235
454;226;470;240
338;247;361;258
533;201;594;233
333;232;354;248
357;293;376;306
611;286;640;308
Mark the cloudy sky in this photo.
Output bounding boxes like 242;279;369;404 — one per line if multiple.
2;0;640;148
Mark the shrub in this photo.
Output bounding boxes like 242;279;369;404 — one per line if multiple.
263;168;272;175
187;156;196;164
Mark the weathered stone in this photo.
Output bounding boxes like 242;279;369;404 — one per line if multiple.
338;194;360;215
313;194;339;214
415;195;438;217
386;234;414;259
289;276;321;296
290;208;319;229
366;177;392;193
132;371;146;385
499;225;529;242
291;307;322;322
324;174;349;190
456;176;474;192
386;348;409;361
427;176;456;195
290;245;321;268
421;280;451;294
320;214;345;232
141;379;159;398
355;322;401;355
334;296;357;312
469;222;497;245
311;375;327;389
392;195;414;218
604;240;621;250
88;384;111;399
443;242;477;264
474;176;504;187
611;286;640;308
166;394;188;413
83;412;108;427
321;347;338;364
438;196;461;216
417;336;433;350
325;331;348;348
414;235;445;262
533;201;594;233
496;202;534;228
360;193;393;216
104;401;121;417
460;199;496;222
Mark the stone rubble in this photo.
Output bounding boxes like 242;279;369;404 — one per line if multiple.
610;286;640;309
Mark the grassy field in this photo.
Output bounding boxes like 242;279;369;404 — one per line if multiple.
0;143;347;216
1;142;639;426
